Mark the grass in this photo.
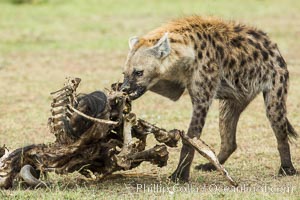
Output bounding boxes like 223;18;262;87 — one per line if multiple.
0;0;300;199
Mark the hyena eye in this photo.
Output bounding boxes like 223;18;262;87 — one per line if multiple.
133;70;144;77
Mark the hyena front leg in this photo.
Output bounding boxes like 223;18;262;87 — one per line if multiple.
196;98;251;171
263;68;297;176
170;75;219;182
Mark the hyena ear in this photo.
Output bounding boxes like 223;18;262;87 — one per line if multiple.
128;36;139;49
152;32;171;59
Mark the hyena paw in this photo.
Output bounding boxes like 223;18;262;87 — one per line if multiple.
169;170;189;183
195;163;216;171
278;165;297;176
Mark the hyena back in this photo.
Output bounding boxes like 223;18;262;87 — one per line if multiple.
121;16;298;182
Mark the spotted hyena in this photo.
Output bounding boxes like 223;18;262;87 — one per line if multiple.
120;16;298;182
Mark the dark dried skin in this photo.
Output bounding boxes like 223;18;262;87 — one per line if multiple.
0;81;179;189
0;119;175;188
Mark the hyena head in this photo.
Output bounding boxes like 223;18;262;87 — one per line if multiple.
121;33;172;100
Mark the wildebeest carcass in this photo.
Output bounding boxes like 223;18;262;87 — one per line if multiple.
0;77;237;189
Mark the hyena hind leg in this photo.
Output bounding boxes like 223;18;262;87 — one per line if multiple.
263;73;298;175
195;98;250;171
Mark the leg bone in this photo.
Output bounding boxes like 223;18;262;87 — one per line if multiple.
180;132;238;187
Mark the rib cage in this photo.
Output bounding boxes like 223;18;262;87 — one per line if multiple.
48;77;81;144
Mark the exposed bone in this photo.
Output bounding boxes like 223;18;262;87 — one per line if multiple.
50;77;81;95
180;132;238;187
68;105;118;126
115;113;136;169
19;165;46;187
51;121;65;131
51;107;66;115
66;109;74;117
52;94;70;102
120;113;136;155
50;85;70;95
52;90;73;100
50;114;65;123
127;145;169;167
133;119;181;147
51;99;68;108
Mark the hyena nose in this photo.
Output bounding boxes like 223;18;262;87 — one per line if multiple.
120;82;130;92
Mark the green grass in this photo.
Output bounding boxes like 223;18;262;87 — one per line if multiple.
0;0;300;199
0;0;299;54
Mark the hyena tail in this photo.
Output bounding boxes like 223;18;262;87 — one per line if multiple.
263;88;298;142
263;52;298;142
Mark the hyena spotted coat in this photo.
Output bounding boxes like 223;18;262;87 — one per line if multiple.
121;16;298;182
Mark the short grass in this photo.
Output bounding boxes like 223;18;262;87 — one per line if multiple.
0;0;300;199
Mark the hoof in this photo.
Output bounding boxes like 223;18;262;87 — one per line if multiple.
195;163;216;171
278;166;297;176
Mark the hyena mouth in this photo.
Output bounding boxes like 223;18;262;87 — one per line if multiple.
128;86;147;100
